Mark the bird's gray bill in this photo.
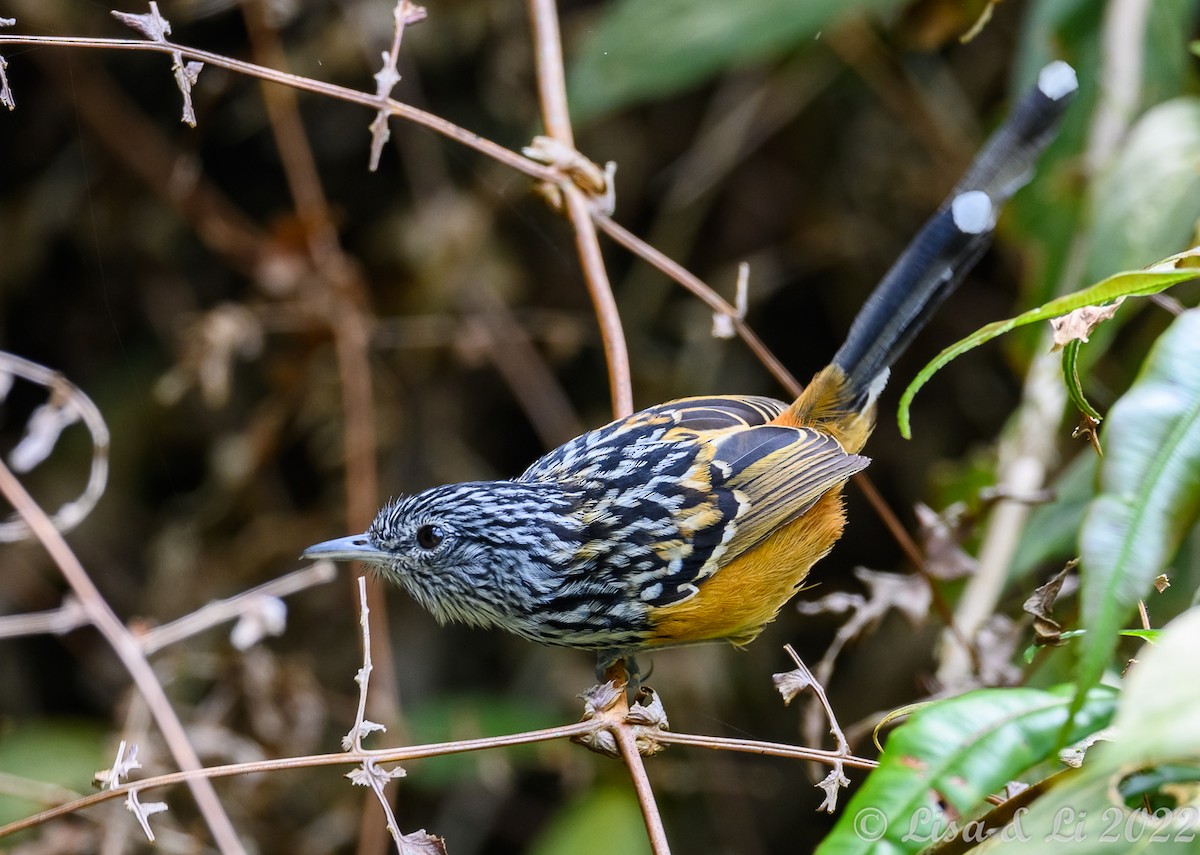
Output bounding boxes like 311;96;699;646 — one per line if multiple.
302;534;389;563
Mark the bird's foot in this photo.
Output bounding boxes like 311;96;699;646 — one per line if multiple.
576;654;668;758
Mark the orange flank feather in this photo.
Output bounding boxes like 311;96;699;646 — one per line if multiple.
647;491;848;647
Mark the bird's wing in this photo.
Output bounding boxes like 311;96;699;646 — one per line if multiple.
521;396;867;608
635;395;789;429
519;394;787;484
703;423;868;567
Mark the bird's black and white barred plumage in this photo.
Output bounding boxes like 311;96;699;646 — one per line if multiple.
363;395;869;649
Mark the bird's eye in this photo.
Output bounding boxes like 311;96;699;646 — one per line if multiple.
415;524;444;550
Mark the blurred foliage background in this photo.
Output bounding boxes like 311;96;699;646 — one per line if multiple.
1;0;1199;852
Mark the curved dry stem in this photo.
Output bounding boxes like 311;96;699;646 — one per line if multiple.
0;352;110;542
0;459;245;853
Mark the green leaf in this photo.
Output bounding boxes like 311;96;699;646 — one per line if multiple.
1026;629;1161;663
1086;98;1200;283
0;719;109;825
896;246;1200;438
401;695;564;788
529;786;652;855
975;608;1200;853
1073;309;1200;715
1118;628;1161;643
1063;338;1103;421
1010;451;1098;579
566;0;906;120
817;685;1116;854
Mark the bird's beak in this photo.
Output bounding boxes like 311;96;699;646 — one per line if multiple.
302;534;391;564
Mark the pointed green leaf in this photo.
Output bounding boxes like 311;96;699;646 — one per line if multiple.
897;246;1200;438
529;786;652;855
817;685;1116;854
975;608;1200;853
1086;99;1200;283
1063;338;1103;421
1010;451;1098;579
1073;309;1200;713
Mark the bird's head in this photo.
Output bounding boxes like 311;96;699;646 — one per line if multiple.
303;481;580;633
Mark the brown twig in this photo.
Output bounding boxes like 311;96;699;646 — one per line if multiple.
527;0;574;147
140;562;337;654
0;459;245;853
526;0;633;416
0;720;599;839
0;34;558;185
562;187;634;416
613;724;672;855
654;731;878;768
595;214;803;396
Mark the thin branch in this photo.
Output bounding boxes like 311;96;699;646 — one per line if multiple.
0;459;245;854
654;732;878;769
0;34;557;185
343;576;408;851
595;214;802;396
563;185;634;416
527;0;574;146
345;576;383;753
780;646;850;812
367;1;428;171
614;724;671;855
0;685;884;841
526;0;632;416
0;721;600;839
0;596;88;640
140;562;337;654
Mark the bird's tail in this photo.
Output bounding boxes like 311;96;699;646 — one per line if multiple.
784;61;1078;447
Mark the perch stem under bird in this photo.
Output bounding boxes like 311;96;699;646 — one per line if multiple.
305;62;1078;684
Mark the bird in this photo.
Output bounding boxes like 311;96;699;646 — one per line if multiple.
305;62;1078;680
